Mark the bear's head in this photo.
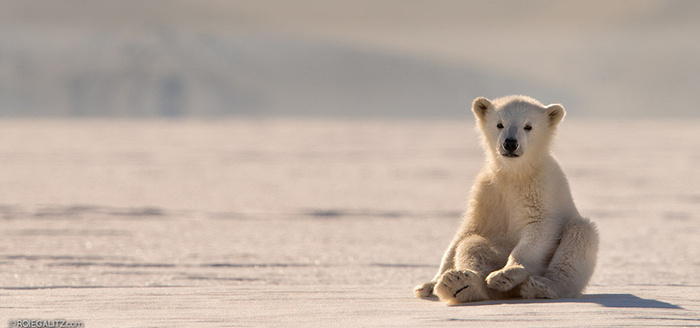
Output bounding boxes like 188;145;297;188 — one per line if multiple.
471;95;565;167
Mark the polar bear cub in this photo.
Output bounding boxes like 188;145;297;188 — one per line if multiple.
414;95;598;304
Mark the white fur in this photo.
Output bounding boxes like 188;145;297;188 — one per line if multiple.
414;95;599;304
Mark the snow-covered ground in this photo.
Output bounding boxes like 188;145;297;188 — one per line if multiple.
1;119;698;327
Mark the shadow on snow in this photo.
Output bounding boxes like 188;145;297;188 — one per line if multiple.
421;293;683;310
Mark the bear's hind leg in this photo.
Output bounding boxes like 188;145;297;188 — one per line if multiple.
434;235;509;304
520;218;599;299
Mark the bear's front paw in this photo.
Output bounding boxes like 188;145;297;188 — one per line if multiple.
414;281;436;298
520;276;557;299
486;266;529;292
433;269;489;304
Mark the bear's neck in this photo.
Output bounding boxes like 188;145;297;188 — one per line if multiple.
488;152;552;182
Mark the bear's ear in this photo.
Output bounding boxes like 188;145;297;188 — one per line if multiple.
545;104;566;127
472;97;492;121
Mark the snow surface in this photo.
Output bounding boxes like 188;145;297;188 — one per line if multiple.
1;119;698;327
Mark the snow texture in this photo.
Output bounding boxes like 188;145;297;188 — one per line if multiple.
1;119;698;327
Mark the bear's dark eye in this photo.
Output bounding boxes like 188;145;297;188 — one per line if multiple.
524;125;532;131
496;123;504;129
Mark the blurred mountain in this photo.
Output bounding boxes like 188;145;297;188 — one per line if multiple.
0;29;573;118
0;0;698;118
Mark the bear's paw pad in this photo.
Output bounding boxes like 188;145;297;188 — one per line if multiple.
434;269;488;304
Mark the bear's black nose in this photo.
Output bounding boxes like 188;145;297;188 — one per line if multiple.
504;138;518;152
